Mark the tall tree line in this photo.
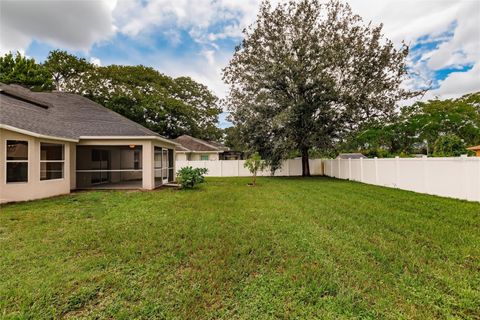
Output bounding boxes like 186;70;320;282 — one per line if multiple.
340;92;480;157
0;50;222;140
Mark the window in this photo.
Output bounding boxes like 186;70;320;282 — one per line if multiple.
40;143;64;180
200;154;209;161
6;140;28;183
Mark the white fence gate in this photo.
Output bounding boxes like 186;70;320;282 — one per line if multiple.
176;158;324;177
323;156;480;202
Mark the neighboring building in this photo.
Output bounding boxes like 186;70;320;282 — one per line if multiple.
336;153;367;159
467;145;480;157
173;135;243;161
0;83;178;204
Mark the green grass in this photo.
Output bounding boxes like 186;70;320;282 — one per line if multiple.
0;177;479;319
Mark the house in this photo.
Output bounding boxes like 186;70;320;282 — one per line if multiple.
173;135;243;161
336;153;367;159
0;83;178;204
467;145;480;157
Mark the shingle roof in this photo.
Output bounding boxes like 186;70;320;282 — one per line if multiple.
206;140;229;151
0;83;171;141
173;135;228;152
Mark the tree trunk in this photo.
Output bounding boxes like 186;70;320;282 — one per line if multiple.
301;147;310;177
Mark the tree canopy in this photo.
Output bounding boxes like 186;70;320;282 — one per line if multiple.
0;52;52;90
0;51;222;140
342;92;480;157
64;64;222;139
223;0;420;175
43;50;92;91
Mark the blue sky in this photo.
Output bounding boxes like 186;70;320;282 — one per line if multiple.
1;0;479;128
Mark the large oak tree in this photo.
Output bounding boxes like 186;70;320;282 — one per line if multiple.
223;0;421;175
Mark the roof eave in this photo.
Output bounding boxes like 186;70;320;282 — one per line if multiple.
0;124;79;142
78;135;180;146
175;150;223;154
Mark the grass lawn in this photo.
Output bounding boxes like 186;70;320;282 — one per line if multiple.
0;177;479;319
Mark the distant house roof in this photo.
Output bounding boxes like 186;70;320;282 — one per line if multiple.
206;140;229;151
467;145;480;151
0;83;175;144
336;153;367;159
173;135;228;152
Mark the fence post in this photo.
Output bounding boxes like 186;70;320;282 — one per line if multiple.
237;160;240;177
220;160;223;177
478;157;480;202
287;159;291;177
461;155;468;200
338;158;341;178
422;155;429;194
348;158;352;180
395;156;400;188
374;157;379;185
359;157;364;182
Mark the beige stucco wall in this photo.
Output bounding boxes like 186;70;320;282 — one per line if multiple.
0;128;74;204
176;153;188;161
176;152;220;161
0;134;177;203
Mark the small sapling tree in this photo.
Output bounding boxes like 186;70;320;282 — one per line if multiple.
244;152;267;186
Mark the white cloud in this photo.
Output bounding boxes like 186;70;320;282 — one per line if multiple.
113;0;264;49
0;0;117;54
426;62;480;100
90;57;102;66
346;0;480;99
0;0;478;101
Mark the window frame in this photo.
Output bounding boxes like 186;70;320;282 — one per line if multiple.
200;154;209;161
5;140;29;184
39;142;65;181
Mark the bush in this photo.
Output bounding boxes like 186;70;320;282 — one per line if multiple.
177;167;208;189
244;152;266;186
433;134;466;157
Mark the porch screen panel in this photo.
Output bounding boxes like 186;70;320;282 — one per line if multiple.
168;149;174;182
76;146;143;189
154;147;163;187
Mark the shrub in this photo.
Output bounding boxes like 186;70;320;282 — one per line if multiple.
177;167;208;189
433;134;466;157
244;152;266;186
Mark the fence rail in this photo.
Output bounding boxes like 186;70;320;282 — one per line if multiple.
323;156;480;202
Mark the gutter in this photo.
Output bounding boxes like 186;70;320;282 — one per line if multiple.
0;124;79;142
78;135;180;146
176;150;223;154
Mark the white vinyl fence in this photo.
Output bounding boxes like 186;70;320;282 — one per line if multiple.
176;158;324;177
176;156;480;201
323;156;480;202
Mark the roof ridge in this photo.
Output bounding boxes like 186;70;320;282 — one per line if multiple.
185;135;223;151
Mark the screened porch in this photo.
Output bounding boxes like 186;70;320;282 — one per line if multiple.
75;145;174;190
